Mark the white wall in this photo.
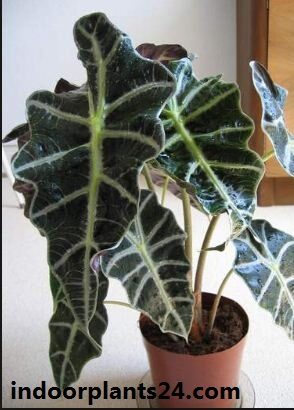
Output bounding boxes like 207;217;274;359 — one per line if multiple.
2;0;236;137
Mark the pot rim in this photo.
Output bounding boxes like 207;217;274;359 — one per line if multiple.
139;292;249;358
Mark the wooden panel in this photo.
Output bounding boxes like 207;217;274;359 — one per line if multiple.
268;0;294;130
236;0;268;156
236;0;294;205
266;0;294;177
265;140;289;177
258;177;294;206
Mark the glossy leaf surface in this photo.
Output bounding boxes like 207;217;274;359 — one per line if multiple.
234;220;294;339
250;61;294;176
101;190;194;340
157;58;264;235
49;270;108;388
11;12;175;329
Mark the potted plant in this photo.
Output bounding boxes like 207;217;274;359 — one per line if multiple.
4;12;293;408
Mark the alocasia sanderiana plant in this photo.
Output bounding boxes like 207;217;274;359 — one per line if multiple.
3;13;294;389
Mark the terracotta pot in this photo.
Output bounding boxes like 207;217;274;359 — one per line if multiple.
139;292;249;408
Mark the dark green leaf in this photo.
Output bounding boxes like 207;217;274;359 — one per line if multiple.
4;79;80;217
49;270;108;388
100;190;194;340
11;12;175;330
157;58;264;236
234;220;294;339
250;61;294;176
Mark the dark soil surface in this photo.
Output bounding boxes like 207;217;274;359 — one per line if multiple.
141;303;246;355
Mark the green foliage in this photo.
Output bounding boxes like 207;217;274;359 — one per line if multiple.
4;14;294;389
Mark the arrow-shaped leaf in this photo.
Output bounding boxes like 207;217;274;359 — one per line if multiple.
156;58;264;236
250;61;294;176
10;12;175;330
49;270;108;388
100;190;194;340
234;220;294;339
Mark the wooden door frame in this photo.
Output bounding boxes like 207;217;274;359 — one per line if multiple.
236;0;294;205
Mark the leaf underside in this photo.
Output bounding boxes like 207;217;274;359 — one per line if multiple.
234;220;294;339
11;12;175;329
100;190;194;340
250;61;294;176
136;43;188;65
148;165;206;212
157;58;264;236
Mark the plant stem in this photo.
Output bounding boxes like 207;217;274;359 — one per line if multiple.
262;149;275;162
161;176;170;206
194;215;220;328
104;300;136;310
180;186;201;342
142;164;155;192
205;268;234;337
181;187;192;266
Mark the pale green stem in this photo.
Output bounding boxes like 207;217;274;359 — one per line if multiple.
104;300;136;310
181;187;193;267
206;268;234;337
142;164;155;192
194;215;221;327
262;149;275;162
161;176;170;206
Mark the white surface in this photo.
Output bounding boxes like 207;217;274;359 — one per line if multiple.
2;0;236;136
2;177;294;408
2;146;17;175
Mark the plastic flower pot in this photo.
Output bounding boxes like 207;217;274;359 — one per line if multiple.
140;292;249;408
